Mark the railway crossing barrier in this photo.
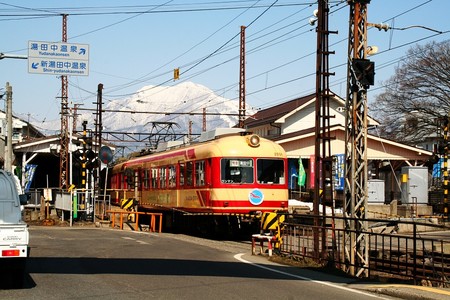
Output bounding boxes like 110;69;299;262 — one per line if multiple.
107;210;163;233
251;212;285;256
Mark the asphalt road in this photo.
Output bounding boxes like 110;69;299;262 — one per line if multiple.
0;226;447;299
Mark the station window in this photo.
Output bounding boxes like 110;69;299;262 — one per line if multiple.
220;158;254;184
257;159;285;184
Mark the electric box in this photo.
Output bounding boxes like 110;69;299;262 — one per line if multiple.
401;166;428;204
368;179;385;204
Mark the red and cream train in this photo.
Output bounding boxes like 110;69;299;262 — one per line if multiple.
109;128;288;232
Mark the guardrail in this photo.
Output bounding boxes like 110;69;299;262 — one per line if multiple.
279;213;450;286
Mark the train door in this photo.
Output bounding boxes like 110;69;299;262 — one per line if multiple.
177;162;185;207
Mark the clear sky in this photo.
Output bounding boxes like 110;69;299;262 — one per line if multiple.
1;0;449;131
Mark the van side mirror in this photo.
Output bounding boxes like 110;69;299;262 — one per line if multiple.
19;194;29;205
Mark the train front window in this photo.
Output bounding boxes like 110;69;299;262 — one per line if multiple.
257;159;285;184
221;158;254;184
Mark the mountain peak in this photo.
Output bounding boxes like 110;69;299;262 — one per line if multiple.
101;81;242;133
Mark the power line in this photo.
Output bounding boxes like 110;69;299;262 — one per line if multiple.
77;107;239;116
0;2;314;18
4;0;447;124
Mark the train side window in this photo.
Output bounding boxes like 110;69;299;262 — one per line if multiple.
220;158;254;184
160;167;167;188
151;168;158;189
124;169;134;190
179;163;185;186
168;165;176;188
143;169;150;190
195;160;205;187
257;159;285;184
186;161;193;186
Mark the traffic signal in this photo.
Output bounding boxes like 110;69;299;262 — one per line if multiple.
441;116;449;130
352;58;375;88
437;142;449;155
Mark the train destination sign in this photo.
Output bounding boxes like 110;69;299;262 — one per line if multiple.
28;41;89;76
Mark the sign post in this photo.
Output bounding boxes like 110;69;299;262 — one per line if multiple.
28;41;89;76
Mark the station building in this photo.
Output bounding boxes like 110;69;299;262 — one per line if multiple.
241;92;437;215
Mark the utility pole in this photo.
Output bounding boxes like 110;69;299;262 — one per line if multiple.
314;0;337;260
238;25;246;128
443;115;449;219
59;14;69;189
94;84;103;161
5;82;13;172
202;108;206;132
344;0;375;277
94;83;103;214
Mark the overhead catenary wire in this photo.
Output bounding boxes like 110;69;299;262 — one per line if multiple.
99;0;345;107
4;0;447;126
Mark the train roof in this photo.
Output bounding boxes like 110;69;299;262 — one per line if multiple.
155;128;247;153
112;128;286;170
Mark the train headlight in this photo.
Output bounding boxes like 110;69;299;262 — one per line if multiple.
246;134;260;147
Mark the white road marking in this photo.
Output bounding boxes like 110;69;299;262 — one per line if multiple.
122;236;149;245
234;253;390;299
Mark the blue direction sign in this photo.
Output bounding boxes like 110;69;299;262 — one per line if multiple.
28;41;89;76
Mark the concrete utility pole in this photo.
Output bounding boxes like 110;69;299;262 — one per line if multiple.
344;0;375;278
5;82;13;172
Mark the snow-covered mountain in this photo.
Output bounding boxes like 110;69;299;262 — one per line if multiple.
30;82;253;150
98;81;241;133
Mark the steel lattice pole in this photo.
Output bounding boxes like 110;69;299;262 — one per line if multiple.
343;0;370;277
59;14;69;189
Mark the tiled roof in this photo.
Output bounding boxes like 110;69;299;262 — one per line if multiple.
244;93;316;128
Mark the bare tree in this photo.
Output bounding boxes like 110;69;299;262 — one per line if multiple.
371;40;450;146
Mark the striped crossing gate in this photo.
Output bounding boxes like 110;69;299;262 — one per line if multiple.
121;198;137;221
260;212;285;249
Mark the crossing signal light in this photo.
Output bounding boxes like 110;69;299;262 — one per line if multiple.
85;149;98;170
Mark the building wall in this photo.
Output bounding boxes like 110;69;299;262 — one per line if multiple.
0;111;27;144
279;101;347;135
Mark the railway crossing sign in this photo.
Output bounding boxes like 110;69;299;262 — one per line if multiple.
99;146;113;164
28;41;89;76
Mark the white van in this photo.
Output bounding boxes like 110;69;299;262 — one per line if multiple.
0;169;29;288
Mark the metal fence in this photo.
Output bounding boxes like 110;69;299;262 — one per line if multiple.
279;214;450;286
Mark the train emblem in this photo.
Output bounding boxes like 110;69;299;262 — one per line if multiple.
249;188;264;205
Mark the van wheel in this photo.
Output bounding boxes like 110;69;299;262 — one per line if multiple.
11;258;26;288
